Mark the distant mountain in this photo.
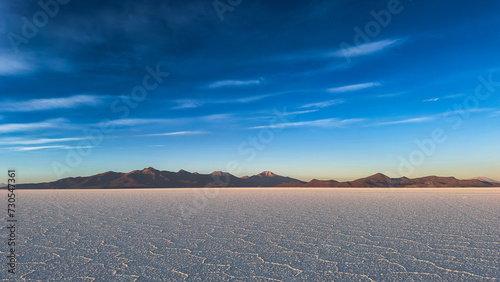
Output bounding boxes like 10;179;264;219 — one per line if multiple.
245;171;302;187
16;169;500;189
0;183;6;188
292;173;500;188
469;177;500;184
17;167;304;189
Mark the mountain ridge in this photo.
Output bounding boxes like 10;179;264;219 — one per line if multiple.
16;169;500;189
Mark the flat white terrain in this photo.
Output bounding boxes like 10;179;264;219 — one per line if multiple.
2;188;499;281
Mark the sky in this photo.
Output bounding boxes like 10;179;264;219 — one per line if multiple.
1;0;499;183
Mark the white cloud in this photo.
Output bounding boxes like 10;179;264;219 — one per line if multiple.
0;137;85;145
374;108;493;126
0;118;68;133
375;116;436;126
0;55;33;75
108;118;172;126
7;145;94;151
108;114;233;127
301;99;345;109
172;90;302;110
250;118;364;129
234;94;272;103
445;108;491;116
375;92;403;98
489;110;500;117
207;78;264;89
143;131;208;137
284;109;319;115
172;99;205;109
331;39;401;58
172;94;272;110
443;93;466;99
327;82;381;93
1;95;106;112
423;98;439;102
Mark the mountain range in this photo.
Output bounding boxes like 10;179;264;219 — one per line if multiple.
16;167;500;189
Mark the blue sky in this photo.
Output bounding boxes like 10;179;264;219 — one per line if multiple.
1;0;499;183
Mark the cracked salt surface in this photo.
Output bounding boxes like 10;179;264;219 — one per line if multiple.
1;188;499;281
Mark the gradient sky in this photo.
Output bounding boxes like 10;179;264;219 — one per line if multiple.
1;0;499;183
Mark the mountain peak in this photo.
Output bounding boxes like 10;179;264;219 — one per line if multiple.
362;173;391;182
177;169;190;174
211;171;230;176
143;166;158;171
141;167;159;174
258;171;277;177
369;173;389;178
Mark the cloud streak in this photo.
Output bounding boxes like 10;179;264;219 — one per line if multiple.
0;137;85;145
207;78;264;89
108;118;172;127
250;118;364;129
0;54;33;75
375;116;437;126
1;95;107;112
172;94;273;110
332;39;402;58
0;118;68;133
143;130;208;137
327;82;381;93
373;108;494;126
6;145;94;152
300;99;345;109
423;98;439;102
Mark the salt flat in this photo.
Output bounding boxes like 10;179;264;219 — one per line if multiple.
2;188;499;281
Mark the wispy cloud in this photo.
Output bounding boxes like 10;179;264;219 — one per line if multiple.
249;118;364;129
300;99;345;109
327;82;381;93
201;114;233;122
423;98;440;102
234;94;272;103
374;108;493;126
247;109;319;121
108;114;234;127
143;131;208;137
284;109;319;115
0;137;85;145
422;94;466;103
331;39;402;58
375;92;404;98
207;78;264;89
108;118;172;126
489;110;500;117
1;95;106;112
0;54;33;75
0;118;68;133
172;90;309;110
6;145;94;151
172;94;272;110
263;39;402;66
172;99;205;109
445;108;491;116
375;116;436;126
